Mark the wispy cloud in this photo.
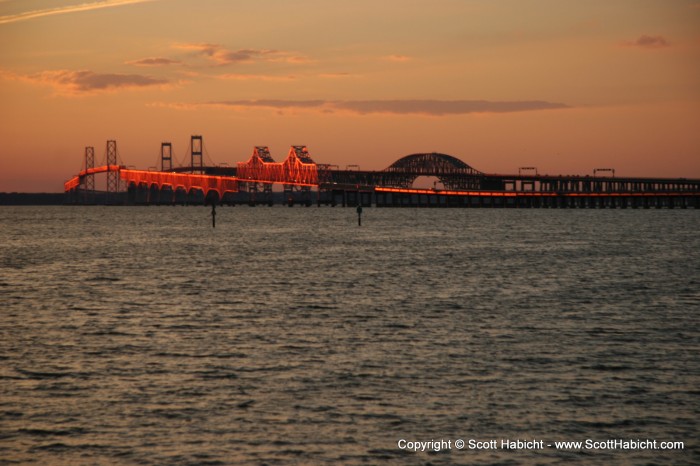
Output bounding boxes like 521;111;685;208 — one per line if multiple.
2;69;171;95
127;57;181;66
0;0;157;25
160;99;570;116
383;54;413;62
318;72;361;79
174;43;310;66
331;100;570;115
215;73;296;81
623;35;671;49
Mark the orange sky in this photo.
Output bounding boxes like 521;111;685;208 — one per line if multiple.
1;0;699;192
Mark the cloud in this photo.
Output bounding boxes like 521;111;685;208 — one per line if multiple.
318;72;360;79
3;69;170;94
173;99;570;116
332;100;570;115
0;0;156;25
127;57;181;66
623;35;670;49
383;55;413;62
147;101;200;111
281;55;312;64
216;73;296;81
211;99;327;110
174;43;310;66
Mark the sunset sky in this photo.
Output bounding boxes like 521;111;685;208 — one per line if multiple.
1;0;699;192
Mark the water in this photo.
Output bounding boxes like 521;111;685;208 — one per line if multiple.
0;206;698;465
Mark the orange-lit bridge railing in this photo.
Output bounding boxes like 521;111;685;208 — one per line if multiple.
64;165;123;191
236;145;318;186
119;169;239;198
64;165;241;198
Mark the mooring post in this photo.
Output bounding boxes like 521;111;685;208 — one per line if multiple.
357;204;363;226
211;203;216;228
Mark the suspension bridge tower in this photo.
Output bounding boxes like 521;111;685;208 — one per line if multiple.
83;146;94;203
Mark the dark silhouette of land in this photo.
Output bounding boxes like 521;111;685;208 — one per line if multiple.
1;193;66;205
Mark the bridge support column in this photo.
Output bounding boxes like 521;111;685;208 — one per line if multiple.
135;183;149;204
301;186;312;207
106;140;120;204
127;182;137;205
160;186;174;205
263;183;273;206
83;147;95;204
248;182;258;206
191;135;203;174
149;184;160;205
161;142;172;172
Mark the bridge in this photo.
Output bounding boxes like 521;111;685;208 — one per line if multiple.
64;136;700;208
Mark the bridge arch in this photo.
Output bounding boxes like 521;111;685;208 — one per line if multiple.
382;152;483;189
204;189;220;205
384;152;482;176
187;187;205;204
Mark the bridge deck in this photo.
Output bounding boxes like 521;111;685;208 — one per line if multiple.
64;148;700;208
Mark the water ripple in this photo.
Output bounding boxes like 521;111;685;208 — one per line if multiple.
0;207;698;465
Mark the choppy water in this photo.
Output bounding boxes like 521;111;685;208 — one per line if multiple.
0;206;698;465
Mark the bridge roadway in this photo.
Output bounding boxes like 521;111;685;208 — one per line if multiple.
65;165;240;196
64;150;700;208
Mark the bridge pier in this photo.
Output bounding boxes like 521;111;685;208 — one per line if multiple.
149;184;160;204
159;186;175;205
127;183;135;204
204;190;220;206
65;145;700;208
187;188;204;205
174;188;186;205
109;184;700;208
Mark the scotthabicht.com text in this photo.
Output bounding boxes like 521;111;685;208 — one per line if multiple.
397;438;685;452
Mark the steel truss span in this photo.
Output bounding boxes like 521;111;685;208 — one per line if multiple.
64;139;700;207
326;152;485;189
236;145;318;186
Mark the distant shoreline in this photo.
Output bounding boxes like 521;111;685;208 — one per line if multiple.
0;193;65;205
